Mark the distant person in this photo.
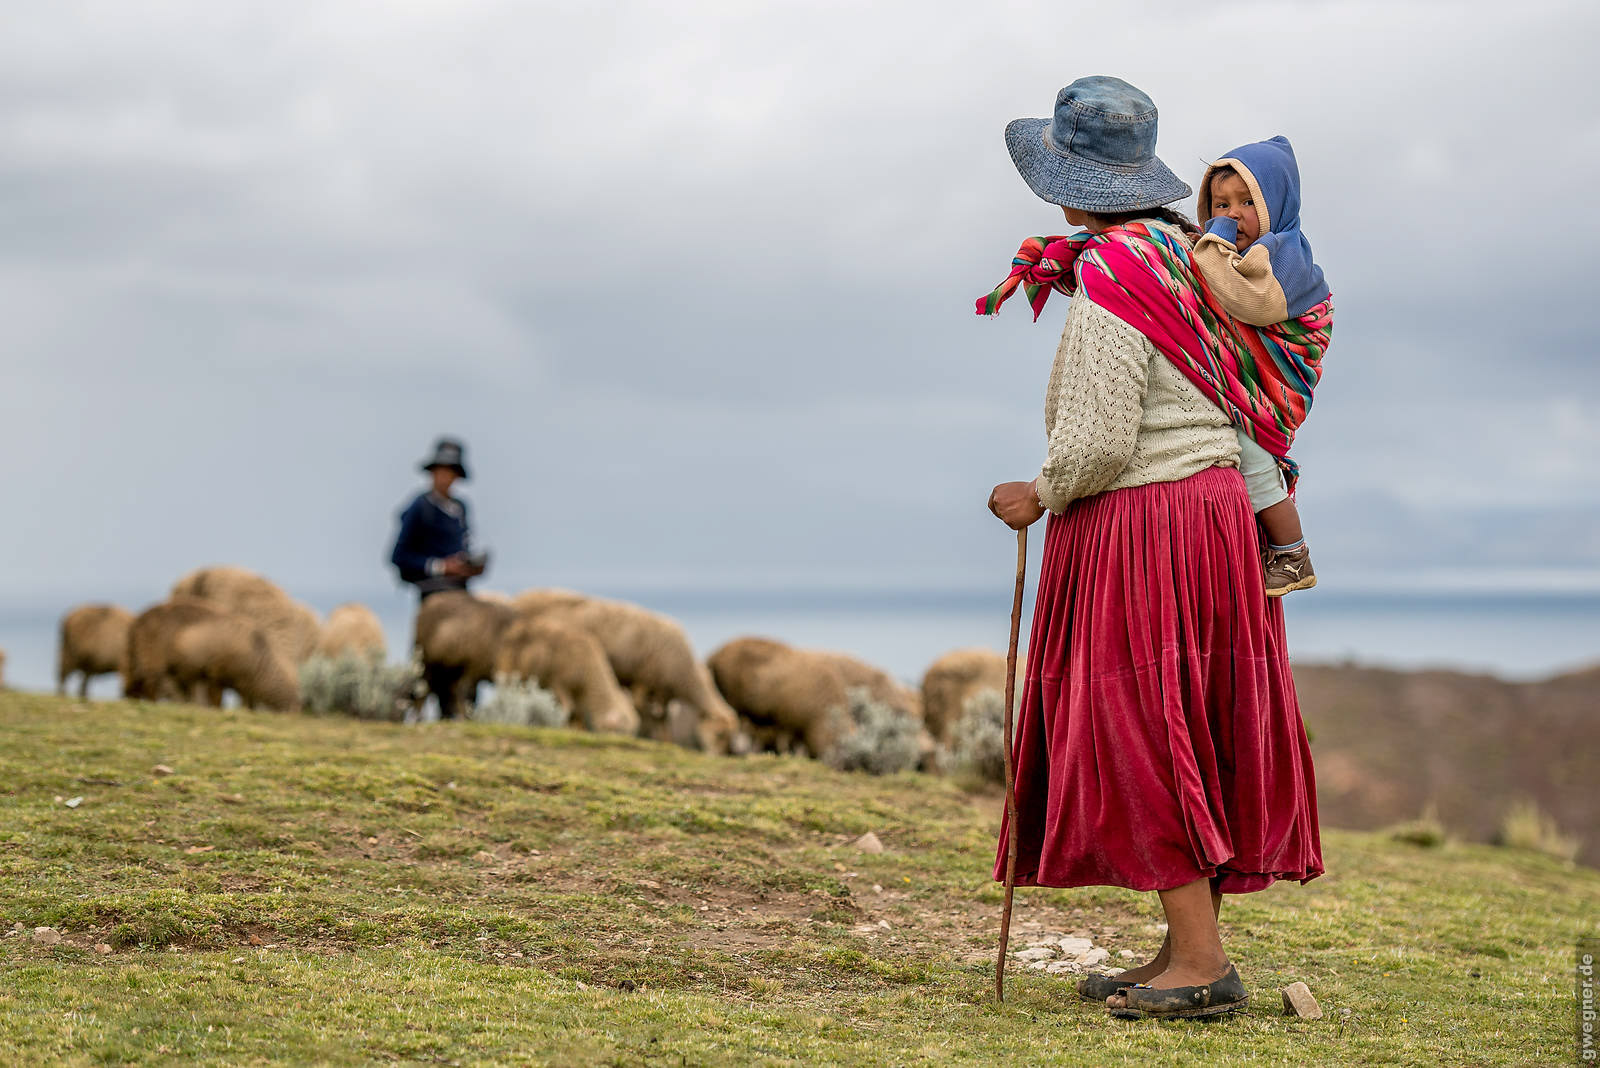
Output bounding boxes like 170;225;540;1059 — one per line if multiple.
390;438;488;600
1191;136;1333;596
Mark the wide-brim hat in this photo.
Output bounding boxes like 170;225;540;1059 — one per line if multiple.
1005;75;1191;213
420;437;469;481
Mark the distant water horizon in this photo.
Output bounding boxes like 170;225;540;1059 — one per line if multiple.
4;584;1596;697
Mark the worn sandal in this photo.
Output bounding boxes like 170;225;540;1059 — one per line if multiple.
1076;973;1138;1001
1107;964;1249;1020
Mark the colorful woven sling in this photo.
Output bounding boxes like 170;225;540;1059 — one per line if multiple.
976;223;1332;492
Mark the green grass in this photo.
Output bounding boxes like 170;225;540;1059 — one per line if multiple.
0;693;1592;1066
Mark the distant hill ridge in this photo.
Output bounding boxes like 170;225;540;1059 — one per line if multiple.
1295;661;1599;865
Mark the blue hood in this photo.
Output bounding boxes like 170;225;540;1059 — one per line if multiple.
1200;136;1328;318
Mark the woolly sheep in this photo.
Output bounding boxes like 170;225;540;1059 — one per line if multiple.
315;603;387;661
512;589;740;754
413;591;514;719
123;598;301;712
818;651;923;722
57;603;134;699
170;566;321;665
920;647;1010;744
494;616;639;735
707;637;856;758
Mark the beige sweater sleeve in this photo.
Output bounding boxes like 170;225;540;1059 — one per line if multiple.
1034;297;1150;513
1192;233;1289;327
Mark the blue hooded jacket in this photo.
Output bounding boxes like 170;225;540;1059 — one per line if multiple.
1196;135;1329;325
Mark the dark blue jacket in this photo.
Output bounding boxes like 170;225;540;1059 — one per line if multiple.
390;491;472;595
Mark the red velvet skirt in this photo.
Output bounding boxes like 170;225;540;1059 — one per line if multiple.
993;465;1323;894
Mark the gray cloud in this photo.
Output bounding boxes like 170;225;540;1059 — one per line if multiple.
3;0;1598;611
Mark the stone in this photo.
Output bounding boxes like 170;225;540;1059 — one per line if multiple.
1282;981;1322;1019
94;944;112;955
1058;936;1094;955
851;832;885;855
1045;961;1078;974
473;851;496;863
152;765;175;776
32;927;61;945
63;796;83;809
1076;947;1111;968
1013;947;1055;962
1118;949;1137;960
1027;960;1050;971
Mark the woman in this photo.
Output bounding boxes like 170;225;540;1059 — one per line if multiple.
981;76;1323;1020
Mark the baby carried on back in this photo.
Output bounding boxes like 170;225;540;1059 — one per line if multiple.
978;135;1333;596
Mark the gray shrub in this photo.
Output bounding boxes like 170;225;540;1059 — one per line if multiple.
299;652;424;721
951;688;1008;785
472;673;570;728
824;687;922;776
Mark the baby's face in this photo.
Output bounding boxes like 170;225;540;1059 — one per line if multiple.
1209;173;1262;250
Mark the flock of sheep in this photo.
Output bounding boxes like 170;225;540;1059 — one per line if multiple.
51;566;1012;767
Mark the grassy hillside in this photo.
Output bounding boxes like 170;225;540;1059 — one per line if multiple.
1295;662;1599;864
1;693;1593;1066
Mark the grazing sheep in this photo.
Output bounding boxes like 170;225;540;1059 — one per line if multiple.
170;566;321;664
494;616;639;735
413;591;514;719
819;651;923;722
920;648;1010;744
512;589;740;753
57;603;135;699
315;603;387;661
123;599;301;712
707;637;856;758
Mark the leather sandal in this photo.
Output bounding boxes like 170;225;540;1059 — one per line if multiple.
1107;964;1249;1020
1076;973;1137;1001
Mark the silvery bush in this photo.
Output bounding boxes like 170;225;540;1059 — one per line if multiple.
472;673;569;728
824;687;921;776
952;688;1007;785
299;652;424;722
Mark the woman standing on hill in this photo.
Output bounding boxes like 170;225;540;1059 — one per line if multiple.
979;77;1323;1020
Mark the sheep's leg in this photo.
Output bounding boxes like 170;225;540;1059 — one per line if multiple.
427;664;464;719
78;673;91;700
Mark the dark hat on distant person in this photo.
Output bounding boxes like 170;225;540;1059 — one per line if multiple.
1004;75;1190;213
420;437;469;481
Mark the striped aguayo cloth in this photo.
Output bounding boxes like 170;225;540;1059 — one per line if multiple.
976;223;1332;491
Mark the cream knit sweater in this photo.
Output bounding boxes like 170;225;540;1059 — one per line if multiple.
1035;278;1240;514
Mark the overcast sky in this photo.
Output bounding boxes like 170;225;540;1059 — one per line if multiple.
4;0;1597;607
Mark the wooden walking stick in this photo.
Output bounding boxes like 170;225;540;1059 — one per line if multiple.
995;525;1027;1003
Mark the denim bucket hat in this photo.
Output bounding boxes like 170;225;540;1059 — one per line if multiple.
1005;76;1191;213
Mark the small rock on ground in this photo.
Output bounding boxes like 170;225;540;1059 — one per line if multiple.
32;927;61;945
152;765;175;776
1013;947;1055;962
1282;981;1323;1019
1058;936;1094;955
851;832;884;854
1077;947;1110;967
